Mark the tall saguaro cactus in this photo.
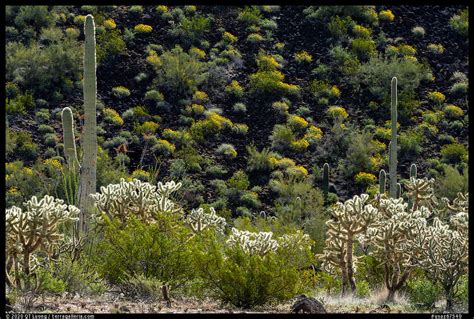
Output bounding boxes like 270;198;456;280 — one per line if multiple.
389;77;398;198
61;14;97;234
322;163;329;202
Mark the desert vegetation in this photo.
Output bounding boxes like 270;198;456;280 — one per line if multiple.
5;5;469;314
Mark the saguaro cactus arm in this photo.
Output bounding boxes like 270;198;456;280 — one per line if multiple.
389;77;398;198
61;107;81;169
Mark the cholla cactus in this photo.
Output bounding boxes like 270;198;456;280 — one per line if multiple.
319;194;378;295
5;196;79;289
404;216;468;311
185;207;227;234
404;177;437;211
226;228;279;256
90;178;182;224
359;197;431;302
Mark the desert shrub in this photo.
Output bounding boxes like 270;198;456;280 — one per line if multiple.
354;56;432;100
249;53;300;97
406;277;442;308
134;24;153;33
427;43;444;55
135;121;159;135
329;45;361;76
427;91;445;105
216;143;237;158
399;129;423;160
103;107;124;126
179;15;211;44
435;165;468;200
450;82;468;95
379;9;395;21
232;102;247;113
354;171;376;187
119;274;163;301
145;89;164;104
225;80;244;98
246;145;278;173
151;139;176;156
272;100;290;115
103;18;116;30
6;92;35;115
228;170;250;191
444;104;464;119
192;227;314;308
440;143;467;164
343;131;382;177
353;24;371;38
411;26;425;37
153;46;207;98
287;115;309;131
449;8;468;37
238;6;262;25
326;106;348;121
327;15;353;40
350;38;376;60
95;215;194;288
270;124;296;152
112;86;131;98
246;33;264;43
96;29;126;62
189;112;233;142
294;51;312;63
6;37;81;101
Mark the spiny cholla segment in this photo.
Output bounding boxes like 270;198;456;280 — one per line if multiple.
91;178;182;223
227;228;279;256
185;207;227;234
6;195;79;255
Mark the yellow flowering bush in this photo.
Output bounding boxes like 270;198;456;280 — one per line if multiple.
146;50;162;69
330;85;341;98
427;91;446;104
290;139;309;152
275;157;296;169
152;139;176;155
103;19;117;30
156;5;168;13
287;115;308;130
354;172;377;185
398;44;417;56
103;108;124;126
444;104;464;119
353;25;371;38
131;169;150;182
190;47;206;59
294;51;313;63
135;121;159;135
327;106;349;120
134;24;153;33
379;9;395;22
223;31;238;44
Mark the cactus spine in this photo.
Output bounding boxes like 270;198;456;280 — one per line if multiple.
389;77;398;198
379;169;386;194
323;163;329;202
61;15;97;234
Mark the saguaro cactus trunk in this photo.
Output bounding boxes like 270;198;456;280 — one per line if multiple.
389;77;398;198
62;15;97;235
78;15;98;234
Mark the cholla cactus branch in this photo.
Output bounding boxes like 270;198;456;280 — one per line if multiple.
185;207;227;234
226;228;279;256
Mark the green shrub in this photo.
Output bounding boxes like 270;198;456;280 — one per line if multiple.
449;9;468;37
228;170;250;191
440;143;467;164
216;143;237;158
379;9;395;22
444;104;464;119
327;106;348;121
153;46;207;98
411;26;425;37
246;33;264;43
350;38;376;60
112;86;131;98
6;92;35;115
246;145;278;173
180;15;211;44
134;24;153;33
450;82;468;95
192;228;314;308
355;55;432;100
96;29;126;62
327;15;353;39
294;51;312;63
238;6;262;25
435;165;468;200
151;139;176;156
95;215;194;287
399;129;423;159
225;80;244;98
406;278;442;308
270;124;295;151
103;107;124;126
119;274;163;301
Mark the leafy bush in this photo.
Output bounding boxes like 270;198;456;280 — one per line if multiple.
435;165;468;200
406;277;442;308
94;215;194;287
440;143;467;164
238;6;262;25
96;29;126;62
153;46;207;98
103;107;124;126
399;129;423;160
449;9;468;37
444;104;464;119
427;91;446;105
294;51;312;63
411;26;425;37
327;106;349;121
134;24;153;33
350;38;376;60
246;145;278;173
225;80;244;98
379;9;395;21
112;86;131;98
216;143;237;158
193;228;314;308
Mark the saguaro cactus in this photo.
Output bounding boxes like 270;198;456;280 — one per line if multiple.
389;77;398;198
410;163;417;179
379;169;386;194
322;163;329;202
61;15;97;234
